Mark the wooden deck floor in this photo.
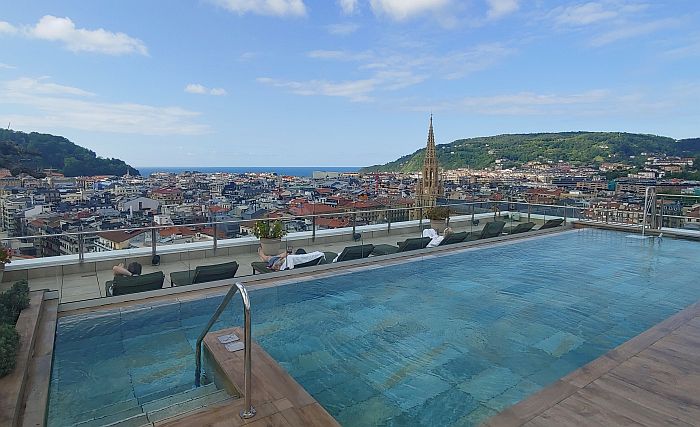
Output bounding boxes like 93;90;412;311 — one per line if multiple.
485;301;700;427
157;327;339;427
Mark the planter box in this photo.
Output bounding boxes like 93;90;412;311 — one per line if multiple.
0;291;44;427
259;238;283;256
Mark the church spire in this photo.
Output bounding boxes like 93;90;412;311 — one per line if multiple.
416;114;442;208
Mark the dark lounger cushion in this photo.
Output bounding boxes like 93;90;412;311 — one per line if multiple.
106;271;165;296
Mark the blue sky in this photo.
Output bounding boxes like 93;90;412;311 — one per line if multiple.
1;0;699;168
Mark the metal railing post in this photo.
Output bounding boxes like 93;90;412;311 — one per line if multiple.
563;202;567;224
151;228;157;257
527;204;531;223
212;223;218;252
387;208;392;235
418;207;423;230
312;216;316;242
352;209;357;236
78;232;85;263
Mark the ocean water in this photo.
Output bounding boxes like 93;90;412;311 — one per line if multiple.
48;229;700;426
135;166;360;177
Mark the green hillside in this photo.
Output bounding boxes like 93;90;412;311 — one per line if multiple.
0;129;139;177
362;132;700;172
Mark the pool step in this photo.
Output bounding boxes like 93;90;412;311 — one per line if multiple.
137;382;194;405
146;389;232;423
71;398;141;425
71;383;230;427
74;405;144;427
101;413;150;427
142;383;219;413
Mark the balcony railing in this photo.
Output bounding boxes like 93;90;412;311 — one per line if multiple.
1;198;697;305
2;201;577;261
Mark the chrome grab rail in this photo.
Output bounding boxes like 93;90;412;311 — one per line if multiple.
194;282;256;419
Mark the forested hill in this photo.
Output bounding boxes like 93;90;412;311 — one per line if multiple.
362;132;700;173
0;129;139;177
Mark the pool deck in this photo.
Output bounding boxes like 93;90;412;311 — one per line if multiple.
484;300;700;427
157;327;339;427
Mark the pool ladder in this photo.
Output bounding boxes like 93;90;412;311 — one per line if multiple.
194;282;256;419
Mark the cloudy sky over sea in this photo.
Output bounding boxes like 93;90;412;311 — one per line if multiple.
1;0;698;167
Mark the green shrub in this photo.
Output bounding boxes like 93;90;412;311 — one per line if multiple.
0;280;30;325
425;206;450;220
252;220;286;239
0;323;19;377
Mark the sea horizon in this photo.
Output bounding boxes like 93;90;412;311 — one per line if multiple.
135;166;361;177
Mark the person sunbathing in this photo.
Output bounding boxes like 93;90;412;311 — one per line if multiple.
112;261;142;277
424;227;453;247
257;247;325;271
257;247;288;271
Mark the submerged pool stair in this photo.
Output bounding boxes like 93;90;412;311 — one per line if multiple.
70;382;233;427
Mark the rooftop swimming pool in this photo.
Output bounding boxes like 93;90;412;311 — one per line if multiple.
49;228;700;426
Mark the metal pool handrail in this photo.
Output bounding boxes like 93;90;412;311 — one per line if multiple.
194;281;256;419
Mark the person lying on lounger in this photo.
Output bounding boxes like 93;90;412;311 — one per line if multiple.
423;227;453;247
256;247;324;271
112;261;142;277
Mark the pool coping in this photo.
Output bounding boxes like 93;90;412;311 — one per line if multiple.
483;299;700;426
56;225;575;317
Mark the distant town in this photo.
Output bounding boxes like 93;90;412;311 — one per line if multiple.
2;145;700;259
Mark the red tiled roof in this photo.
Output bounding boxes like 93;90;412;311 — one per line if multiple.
288;203;339;216
159;226;196;237
315;217;350;228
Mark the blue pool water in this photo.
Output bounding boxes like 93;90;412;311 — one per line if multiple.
49;229;700;426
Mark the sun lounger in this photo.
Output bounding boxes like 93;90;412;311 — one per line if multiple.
371;237;431;256
324;244;375;263
105;271;165;297
437;231;468;246
251;251;327;275
464;221;506;241
536;218;564;230
504;222;535;235
170;261;239;287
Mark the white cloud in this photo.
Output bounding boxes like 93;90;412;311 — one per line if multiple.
552;1;649;27
0;77;208;135
238;51;259;61
0;63;16;69
257;77;378;102
209;88;227;96
0;21;18;34
265;42;514;102
209;0;307;17
25;15;148;55
369;0;450;20
413;89;612;115
7;77;95;96
590;18;679;46
185;83;227;96
307;50;371;61
665;38;700;59
326;22;360;35
339;0;358;15
486;0;520;19
185;84;207;94
554;2;619;26
185;83;226;96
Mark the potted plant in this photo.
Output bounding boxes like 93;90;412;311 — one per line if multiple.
253;220;287;256
0;246;11;284
425;206;450;232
